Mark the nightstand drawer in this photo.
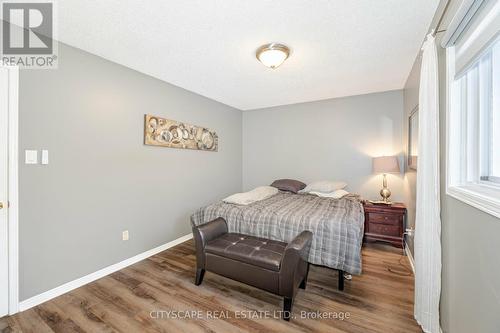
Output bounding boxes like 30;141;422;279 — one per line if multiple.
368;223;400;237
367;212;400;225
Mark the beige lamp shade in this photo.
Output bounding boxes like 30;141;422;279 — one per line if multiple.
372;156;400;174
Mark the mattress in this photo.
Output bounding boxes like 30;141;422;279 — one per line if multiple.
191;191;365;274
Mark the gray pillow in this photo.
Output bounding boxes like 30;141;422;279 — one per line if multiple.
270;179;306;194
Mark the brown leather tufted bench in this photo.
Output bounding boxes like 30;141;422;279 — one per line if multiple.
192;217;312;321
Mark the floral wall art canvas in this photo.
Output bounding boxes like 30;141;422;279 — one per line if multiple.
144;115;218;151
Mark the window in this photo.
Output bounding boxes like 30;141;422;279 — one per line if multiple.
447;36;500;218
486;40;500;183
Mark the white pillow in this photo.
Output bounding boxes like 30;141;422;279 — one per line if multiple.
309;189;350;199
301;180;347;193
223;186;278;205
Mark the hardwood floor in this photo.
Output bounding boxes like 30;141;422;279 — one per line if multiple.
0;240;422;333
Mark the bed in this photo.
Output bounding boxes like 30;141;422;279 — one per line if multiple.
190;191;365;275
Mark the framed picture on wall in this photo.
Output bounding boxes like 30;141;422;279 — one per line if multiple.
408;106;418;170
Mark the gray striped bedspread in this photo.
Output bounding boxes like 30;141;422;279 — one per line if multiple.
190;192;365;275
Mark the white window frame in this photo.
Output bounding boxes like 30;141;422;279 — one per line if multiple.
446;41;500;219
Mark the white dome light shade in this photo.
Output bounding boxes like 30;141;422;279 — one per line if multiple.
256;43;290;69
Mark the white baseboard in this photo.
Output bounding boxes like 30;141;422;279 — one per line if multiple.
18;233;193;312
405;243;415;274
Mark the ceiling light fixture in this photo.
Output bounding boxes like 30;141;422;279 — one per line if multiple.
256;43;290;69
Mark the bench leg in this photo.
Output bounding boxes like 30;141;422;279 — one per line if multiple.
299;263;310;290
195;268;205;286
338;269;344;291
283;297;293;321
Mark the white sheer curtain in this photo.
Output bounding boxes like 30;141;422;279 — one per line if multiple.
414;33;442;333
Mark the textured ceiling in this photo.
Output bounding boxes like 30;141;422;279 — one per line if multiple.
58;0;439;110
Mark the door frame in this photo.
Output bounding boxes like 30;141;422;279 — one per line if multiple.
1;63;19;315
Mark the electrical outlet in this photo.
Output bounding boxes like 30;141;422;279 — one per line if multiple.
405;227;415;237
122;230;129;241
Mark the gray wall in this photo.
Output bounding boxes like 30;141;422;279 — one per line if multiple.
437;33;500;333
242;91;405;201
403;1;500;331
402;55;421;254
18;43;242;300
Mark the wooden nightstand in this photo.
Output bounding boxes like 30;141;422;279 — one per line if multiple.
363;202;406;248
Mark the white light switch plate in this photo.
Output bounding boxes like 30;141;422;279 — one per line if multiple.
25;150;38;164
122;230;129;241
41;150;49;165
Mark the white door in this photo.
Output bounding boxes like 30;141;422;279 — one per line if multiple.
0;66;10;317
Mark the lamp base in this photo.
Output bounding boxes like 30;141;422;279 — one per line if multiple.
369;199;393;205
380;186;391;202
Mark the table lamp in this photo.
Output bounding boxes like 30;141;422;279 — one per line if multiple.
372;156;400;204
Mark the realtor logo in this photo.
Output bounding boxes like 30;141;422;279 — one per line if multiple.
1;0;57;68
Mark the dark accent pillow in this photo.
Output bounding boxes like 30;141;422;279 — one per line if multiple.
270;179;306;194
